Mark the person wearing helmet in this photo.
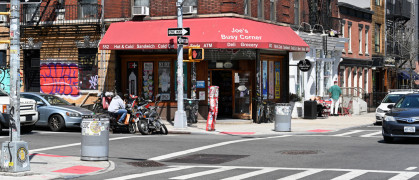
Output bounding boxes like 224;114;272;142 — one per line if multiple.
108;92;127;125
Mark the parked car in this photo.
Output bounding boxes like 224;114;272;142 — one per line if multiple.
382;93;419;143
0;89;38;133
21;92;94;131
375;90;414;124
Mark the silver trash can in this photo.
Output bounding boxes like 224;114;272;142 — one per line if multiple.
275;103;292;132
81;115;109;161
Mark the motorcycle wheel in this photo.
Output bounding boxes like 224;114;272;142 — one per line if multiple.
138;120;150;135
160;123;168;135
128;122;136;134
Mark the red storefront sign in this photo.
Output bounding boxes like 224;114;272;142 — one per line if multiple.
99;17;309;52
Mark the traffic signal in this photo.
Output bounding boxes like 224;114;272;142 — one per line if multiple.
189;48;204;61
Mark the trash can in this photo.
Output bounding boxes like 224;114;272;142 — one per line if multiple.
274;103;292;132
304;100;317;119
81;115;109;161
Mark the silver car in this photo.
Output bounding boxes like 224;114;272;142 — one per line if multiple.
21;92;94;131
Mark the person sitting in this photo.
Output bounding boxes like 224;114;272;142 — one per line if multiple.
108;93;127;125
315;96;325;117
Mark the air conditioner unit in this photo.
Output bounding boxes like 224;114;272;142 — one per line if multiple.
182;6;197;14
0;15;7;23
132;6;149;16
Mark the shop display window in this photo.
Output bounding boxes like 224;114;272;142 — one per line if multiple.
78;48;98;90
158;61;171;101
143;62;154;100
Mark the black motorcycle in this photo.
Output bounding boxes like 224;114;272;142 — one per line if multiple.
136;94;168;135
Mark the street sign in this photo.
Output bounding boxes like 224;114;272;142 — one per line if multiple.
0;0;41;3
177;36;188;45
168;27;190;36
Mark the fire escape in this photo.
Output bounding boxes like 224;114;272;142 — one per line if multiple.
304;0;341;34
19;0;102;58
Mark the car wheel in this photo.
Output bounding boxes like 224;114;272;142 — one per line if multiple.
383;136;394;143
21;125;34;134
49;114;65;132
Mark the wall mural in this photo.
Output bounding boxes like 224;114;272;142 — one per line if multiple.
40;63;80;95
0;67;23;93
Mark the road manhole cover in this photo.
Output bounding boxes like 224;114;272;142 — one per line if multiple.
127;160;166;167
165;154;249;164
278;150;321;155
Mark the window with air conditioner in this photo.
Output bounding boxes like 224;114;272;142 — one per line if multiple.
133;0;150;16
182;0;197;14
24;4;40;22
78;0;98;19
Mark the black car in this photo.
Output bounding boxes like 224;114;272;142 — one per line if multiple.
382;93;419;142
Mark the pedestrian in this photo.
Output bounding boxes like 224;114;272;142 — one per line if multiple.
328;81;342;116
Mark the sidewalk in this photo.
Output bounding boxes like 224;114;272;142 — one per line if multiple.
0;113;375;179
166;112;377;135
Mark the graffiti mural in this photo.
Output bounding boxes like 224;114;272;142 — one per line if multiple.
40;63;79;95
0;67;10;93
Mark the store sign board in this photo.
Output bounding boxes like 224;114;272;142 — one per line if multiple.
298;59;311;72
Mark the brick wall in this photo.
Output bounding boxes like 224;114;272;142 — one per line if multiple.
340;13;372;60
104;0;130;18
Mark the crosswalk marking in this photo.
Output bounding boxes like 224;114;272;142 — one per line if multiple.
170;167;234;179
333;130;366;136
389;172;419;180
360;131;382;137
406;167;417;171
105;165;419;180
221;167;278;180
105;166;193;180
331;170;368;180
277;169;323;180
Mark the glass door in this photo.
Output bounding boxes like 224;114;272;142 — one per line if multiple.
233;71;252;119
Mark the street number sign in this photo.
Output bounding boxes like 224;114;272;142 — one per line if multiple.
168;27;190;36
177;36;189;45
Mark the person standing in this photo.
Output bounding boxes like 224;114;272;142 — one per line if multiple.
328;81;342;116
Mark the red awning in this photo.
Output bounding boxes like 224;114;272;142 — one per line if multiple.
99;17;309;51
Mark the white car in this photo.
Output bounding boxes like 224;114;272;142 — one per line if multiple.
375;90;414;124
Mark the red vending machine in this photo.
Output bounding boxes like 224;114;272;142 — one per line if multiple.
206;86;219;131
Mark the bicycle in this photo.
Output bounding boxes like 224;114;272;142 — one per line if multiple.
253;97;265;124
264;101;276;123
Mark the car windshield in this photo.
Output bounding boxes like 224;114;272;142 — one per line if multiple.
382;94;404;103
394;95;419;108
40;95;71;105
0;88;7;96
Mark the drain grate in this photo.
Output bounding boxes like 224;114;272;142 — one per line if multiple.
278;150;321;155
127;160;166;167
165;154;249;164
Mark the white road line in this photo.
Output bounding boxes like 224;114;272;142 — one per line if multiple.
331;170;368;180
105;166;193;180
221;168;278;180
333;130;365;136
389;172;419;180
406;167;417;171
30;136;134;153
170;167;234;179
149;135;292;161
277;169;323;180
360;131;382;137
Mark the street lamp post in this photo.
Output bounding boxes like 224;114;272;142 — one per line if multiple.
174;0;187;128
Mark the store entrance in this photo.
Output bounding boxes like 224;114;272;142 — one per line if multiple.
211;70;233;119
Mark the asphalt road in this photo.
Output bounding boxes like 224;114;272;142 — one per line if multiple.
7;125;419;179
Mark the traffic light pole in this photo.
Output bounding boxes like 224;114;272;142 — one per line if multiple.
0;0;30;172
174;0;187;128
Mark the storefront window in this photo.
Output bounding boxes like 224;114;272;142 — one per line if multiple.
274;61;280;99
158;61;171;101
268;61;274;99
262;61;268;99
127;61;138;95
143;62;154;100
78;48;98;90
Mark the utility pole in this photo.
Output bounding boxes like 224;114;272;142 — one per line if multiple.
0;0;30;172
174;0;187;128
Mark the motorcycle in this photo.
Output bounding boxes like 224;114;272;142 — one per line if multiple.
136;94;168;135
108;94;138;134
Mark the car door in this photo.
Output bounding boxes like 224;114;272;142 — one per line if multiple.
21;94;49;126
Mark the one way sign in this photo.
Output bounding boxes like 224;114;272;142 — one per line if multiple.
168;27;190;36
